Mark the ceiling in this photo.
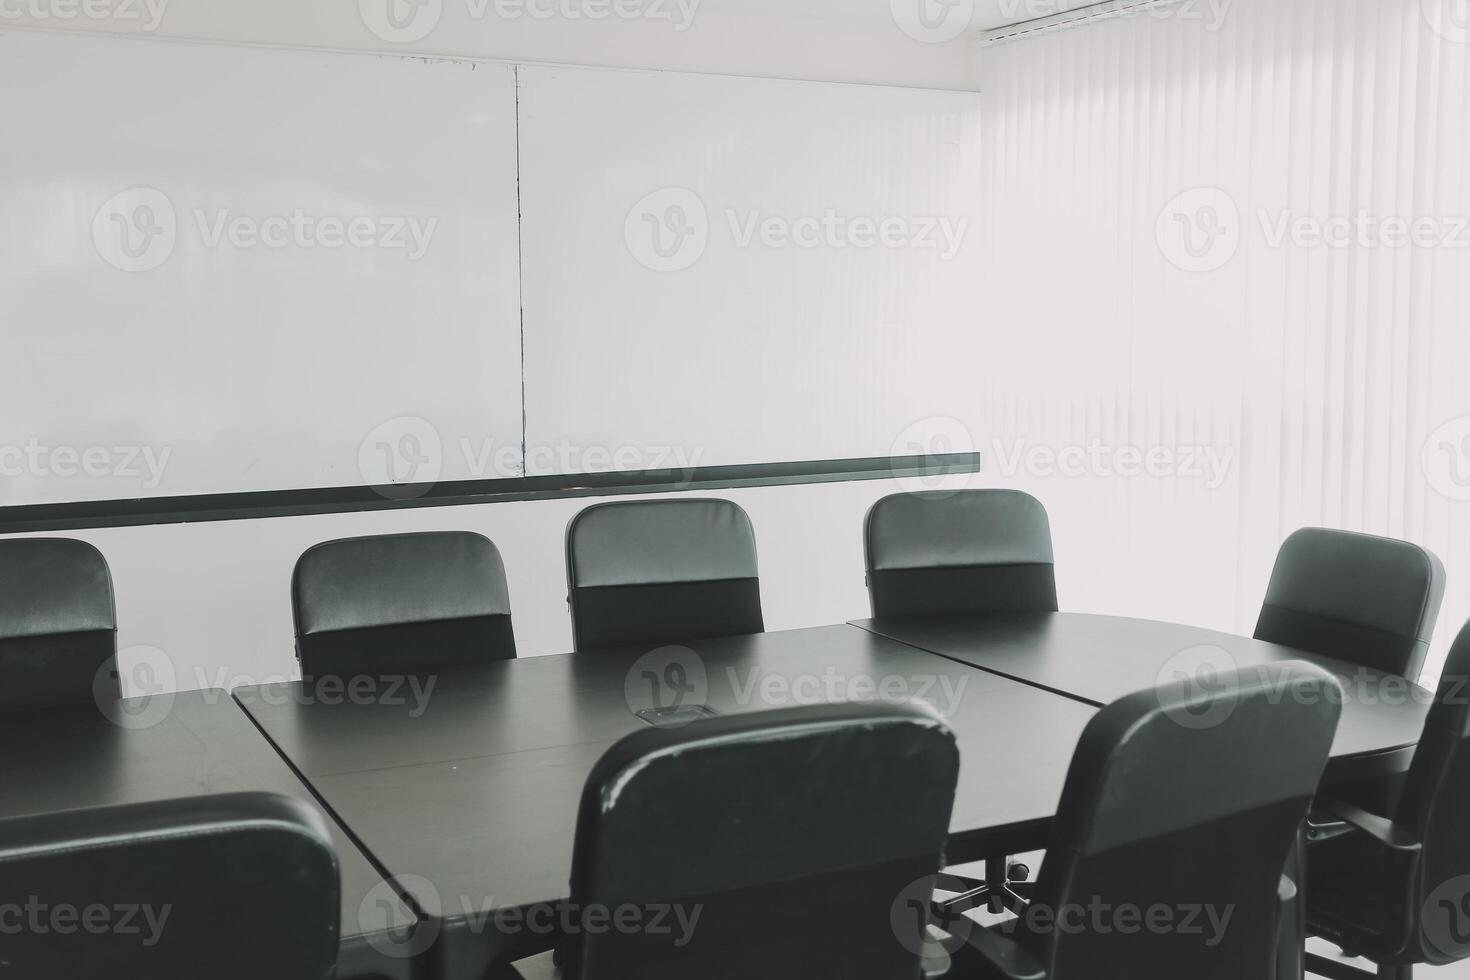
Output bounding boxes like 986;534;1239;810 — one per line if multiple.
692;0;1103;33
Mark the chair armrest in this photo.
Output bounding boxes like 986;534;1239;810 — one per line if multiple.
955;927;1047;980
1305;803;1351;842
1312;797;1421;853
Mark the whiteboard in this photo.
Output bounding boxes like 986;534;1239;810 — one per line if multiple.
0;33;523;504
517;65;985;474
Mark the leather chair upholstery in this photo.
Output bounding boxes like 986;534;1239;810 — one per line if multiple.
565;499;764;652
292;531;516;678
560;702;958;979
1255;528;1445;681
0;537;117;711
958;662;1341;980
1305;619;1470;979
0;791;340;980
863;491;1058;618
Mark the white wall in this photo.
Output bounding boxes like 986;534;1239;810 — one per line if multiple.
12;0;1469;700
0;0;986;90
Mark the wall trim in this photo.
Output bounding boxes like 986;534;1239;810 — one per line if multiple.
0;453;984;534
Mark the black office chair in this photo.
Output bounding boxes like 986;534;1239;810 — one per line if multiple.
1304;619;1470;980
952;661;1342;980
1256;528;1445;682
0;791;340;980
863;490;1058;618
541;702;958;979
292;531;516;678
0;537;118;712
565;499;764;652
1257;527;1445;818
864;490;1056;909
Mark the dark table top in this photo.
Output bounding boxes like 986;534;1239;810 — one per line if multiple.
852;611;1432;781
234;624;1098;974
0;690;417;980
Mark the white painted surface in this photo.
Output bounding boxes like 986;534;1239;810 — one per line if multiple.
518;65;985;470
0;32;524;502
0;36;986;501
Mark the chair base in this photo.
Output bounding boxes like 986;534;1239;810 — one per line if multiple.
1305;951;1411;980
935;859;1032;921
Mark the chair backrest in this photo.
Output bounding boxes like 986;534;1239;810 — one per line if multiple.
0;537;117;712
1397;620;1470;964
863;490;1058;618
292;531;515;678
1255;527;1445;680
1027;662;1341;980
565;499;763;651
0;792;340;980
565;703;959;980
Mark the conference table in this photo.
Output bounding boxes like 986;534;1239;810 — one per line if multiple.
852;612;1433;786
0;614;1431;980
227;614;1434;979
232;625;1098;978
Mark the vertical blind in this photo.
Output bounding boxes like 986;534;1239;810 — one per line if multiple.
973;0;1470;679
